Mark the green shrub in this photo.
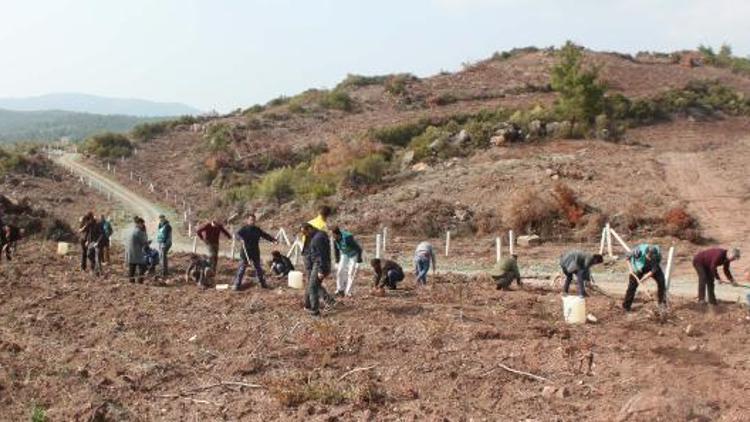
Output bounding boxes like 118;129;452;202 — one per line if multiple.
0;148;28;176
82;132;133;159
239;166;337;205
433;93;458;106
462;119;496;147
204;123;233;151
267;95;290;107
319;90;354;111
170;115;199;127
368;120;429;147
131;121;169;142
255;167;296;203
31;404;47;422
409;126;453;161
243;104;265;115
384;74;417;96
550;41;606;123
336;74;390;90
350;153;388;184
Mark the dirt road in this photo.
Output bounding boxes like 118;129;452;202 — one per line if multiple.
54;153;208;255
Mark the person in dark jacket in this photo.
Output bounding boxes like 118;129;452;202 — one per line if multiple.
233;214;277;290
693;247;741;305
623;244;666;311
301;223;333;316
78;212;97;271
144;243;160;275
1;224;22;262
332;226;363;297
125;217;149;283
197;219;231;272
186;254;213;288
559;251;604;297
156;215;172;277
270;250;294;277
371;258;404;290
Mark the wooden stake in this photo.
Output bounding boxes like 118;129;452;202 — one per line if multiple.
496;236;502;263
375;234;382;259
382;227;388;253
665;246;675;292
445;231;451;257
509;230;515;256
599;226;607;255
609;227;632;253
192;236;198;253
605;223;613;258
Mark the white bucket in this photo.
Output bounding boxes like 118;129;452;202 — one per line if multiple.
288;271;304;289
57;242;73;255
562;296;587;324
215;284;229;290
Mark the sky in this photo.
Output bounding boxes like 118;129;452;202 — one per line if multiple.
0;0;748;112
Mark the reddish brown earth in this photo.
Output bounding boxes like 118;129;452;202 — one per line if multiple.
2;242;750;421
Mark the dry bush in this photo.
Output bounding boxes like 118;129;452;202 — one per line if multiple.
551;182;585;226
471;210;502;235
663;206;701;242
270;375;347;408
312;138;380;175
503;188;560;235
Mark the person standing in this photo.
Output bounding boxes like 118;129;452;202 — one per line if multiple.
197;219;231;272
78;212;96;271
493;254;522;290
99;215;113;265
301;223;333;316
692;247;741;305
332;226;363;297
371;258;404;290
125;217;149;284
414;241;437;286
0;224;22;262
233;214;277;290
623;243;666;311
156;215;173;277
559;250;604;297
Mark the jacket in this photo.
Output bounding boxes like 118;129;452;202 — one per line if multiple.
374;259;404;287
560;250;597;274
157;221;172;245
494;257;520;281
101;220;113;238
629;244;661;273
693;248;734;281
303;229;331;276
125;226;149;264
334;230;362;263
235;225;275;260
197;223;231;245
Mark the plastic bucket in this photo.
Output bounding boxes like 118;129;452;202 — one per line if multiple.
288;271;304;289
562;296;587;324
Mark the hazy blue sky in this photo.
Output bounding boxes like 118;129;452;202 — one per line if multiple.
0;0;748;112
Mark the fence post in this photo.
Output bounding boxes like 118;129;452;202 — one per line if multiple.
664;246;676;293
375;234;382;259
382;227;388;253
599;226;607;255
496;236;502;263
606;223;613;258
192;236;197;253
445;231;451;257
509;230;515;256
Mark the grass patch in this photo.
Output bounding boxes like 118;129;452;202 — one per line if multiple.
82;132;133;159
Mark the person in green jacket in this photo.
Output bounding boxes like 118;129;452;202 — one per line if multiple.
623;243;666;311
332;226;363;297
156;215;172;277
493;254;521;290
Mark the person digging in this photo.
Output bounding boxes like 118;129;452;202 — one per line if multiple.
559;250;604;297
692;247;741;305
233;214;277;291
623;244;666;311
493;254;521;290
371;258;404;291
186;253;213;289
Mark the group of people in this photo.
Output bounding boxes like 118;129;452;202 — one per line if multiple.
73;205;743;316
491;243;742;310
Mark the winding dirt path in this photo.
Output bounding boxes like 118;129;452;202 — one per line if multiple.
54;153;204;254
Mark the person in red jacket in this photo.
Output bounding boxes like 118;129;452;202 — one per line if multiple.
692;247;741;305
196;219;231;272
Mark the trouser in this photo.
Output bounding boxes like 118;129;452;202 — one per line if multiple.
0;241;12;261
234;255;266;288
694;261;717;305
80;243;88;270
128;263;146;283
623;266;666;310
272;262;288;276
305;263;328;313
158;242;171;276
99;238;110;264
562;268;587;297
207;243;219;272
336;255;359;295
234;256;266;288
87;246;101;275
415;256;431;285
386;269;404;289
494;273;518;290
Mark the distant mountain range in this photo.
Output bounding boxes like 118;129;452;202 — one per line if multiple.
0;93;201;117
0;109;167;144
